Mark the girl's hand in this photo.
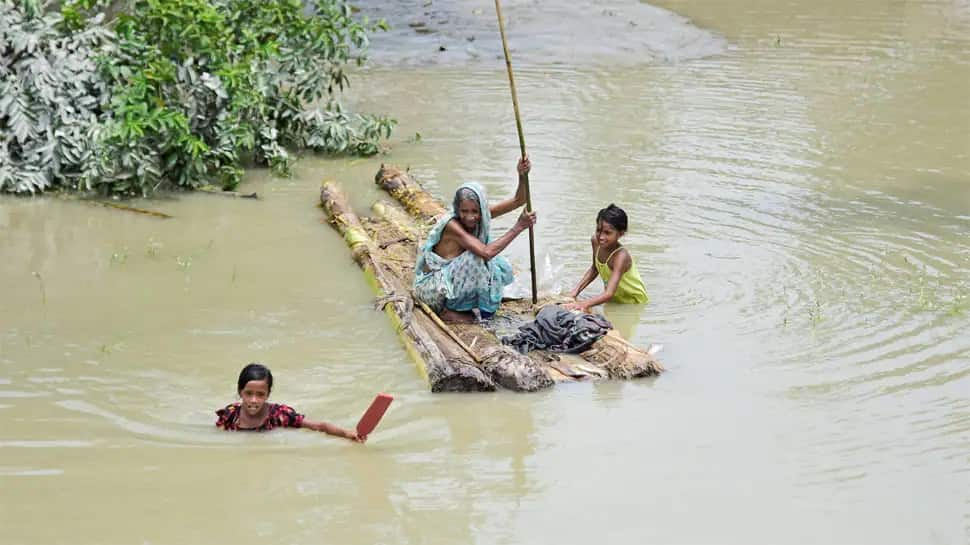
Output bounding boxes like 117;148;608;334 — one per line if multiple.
515;210;537;231
348;431;367;443
517;155;531;178
563;302;589;313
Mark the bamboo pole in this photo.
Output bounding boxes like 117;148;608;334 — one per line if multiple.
494;0;538;305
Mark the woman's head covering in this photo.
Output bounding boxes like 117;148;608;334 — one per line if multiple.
415;182;492;277
450;182;491;243
413;181;514;314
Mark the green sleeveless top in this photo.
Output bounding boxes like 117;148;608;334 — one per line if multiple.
595;246;648;304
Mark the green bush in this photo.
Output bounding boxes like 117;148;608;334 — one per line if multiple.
0;1;114;193
0;0;395;196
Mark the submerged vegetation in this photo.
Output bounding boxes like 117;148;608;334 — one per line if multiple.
780;259;969;332
0;0;395;197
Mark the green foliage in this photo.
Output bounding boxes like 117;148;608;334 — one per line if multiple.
87;0;395;196
0;1;114;193
1;0;395;196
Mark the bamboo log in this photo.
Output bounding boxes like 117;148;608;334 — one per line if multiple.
370;173;554;390
416;300;484;363
450;322;555;391
320;181;495;392
374;165;446;224
371;200;424;241
583;330;664;378
506;300;665;378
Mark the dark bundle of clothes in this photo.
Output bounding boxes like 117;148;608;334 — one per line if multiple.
502;305;613;354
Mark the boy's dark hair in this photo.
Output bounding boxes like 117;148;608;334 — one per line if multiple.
596;203;628;232
237;363;273;393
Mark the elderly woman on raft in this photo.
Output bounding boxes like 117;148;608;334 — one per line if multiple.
413;157;537;323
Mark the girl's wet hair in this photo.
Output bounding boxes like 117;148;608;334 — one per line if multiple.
237;363;273;393
597;203;628;232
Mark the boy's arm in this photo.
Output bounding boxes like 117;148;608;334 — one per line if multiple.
303;419;365;443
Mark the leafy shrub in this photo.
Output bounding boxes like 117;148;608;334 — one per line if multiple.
86;0;396;195
1;0;395;196
0;1;114;193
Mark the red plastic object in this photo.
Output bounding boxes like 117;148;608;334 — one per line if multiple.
356;393;393;438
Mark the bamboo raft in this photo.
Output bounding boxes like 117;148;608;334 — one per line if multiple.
319;166;664;392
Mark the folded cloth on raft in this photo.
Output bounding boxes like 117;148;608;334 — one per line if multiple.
502;305;613;354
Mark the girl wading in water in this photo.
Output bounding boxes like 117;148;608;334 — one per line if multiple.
216;363;363;442
565;204;648;313
414;157;537;323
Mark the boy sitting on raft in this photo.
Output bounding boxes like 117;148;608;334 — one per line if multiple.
413;157;537;323
564;204;648;313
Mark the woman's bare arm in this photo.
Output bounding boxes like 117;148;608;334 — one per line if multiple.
446;210;536;260
490;156;530;219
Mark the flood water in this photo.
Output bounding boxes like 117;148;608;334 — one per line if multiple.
2;0;968;543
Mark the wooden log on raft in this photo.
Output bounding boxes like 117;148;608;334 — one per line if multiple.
323;182;554;392
581;330;664;378
449;322;555;391
374;165;446;223
367;191;554;391
371;200;423;245
321;182;496;392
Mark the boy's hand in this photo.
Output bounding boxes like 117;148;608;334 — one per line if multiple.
517;155;531;178
347;431;367;443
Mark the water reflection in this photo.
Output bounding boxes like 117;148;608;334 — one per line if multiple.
388;395;540;545
603;303;647;343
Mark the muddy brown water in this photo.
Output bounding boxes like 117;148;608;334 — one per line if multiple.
1;1;968;543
